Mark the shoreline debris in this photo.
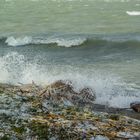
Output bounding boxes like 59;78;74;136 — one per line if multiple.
0;81;140;139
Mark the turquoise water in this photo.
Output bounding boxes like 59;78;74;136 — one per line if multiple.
0;0;140;108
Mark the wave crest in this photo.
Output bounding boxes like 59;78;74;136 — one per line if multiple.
4;34;140;47
126;11;140;16
5;36;87;47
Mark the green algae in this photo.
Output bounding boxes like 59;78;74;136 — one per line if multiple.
29;122;49;139
12;126;26;135
0;135;10;140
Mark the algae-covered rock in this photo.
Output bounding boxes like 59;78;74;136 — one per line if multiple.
109;114;120;120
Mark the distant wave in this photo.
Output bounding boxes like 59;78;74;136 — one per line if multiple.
126;11;140;16
5;36;87;47
0;33;140;48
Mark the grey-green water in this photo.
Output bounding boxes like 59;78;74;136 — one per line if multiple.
0;0;140;107
0;0;140;35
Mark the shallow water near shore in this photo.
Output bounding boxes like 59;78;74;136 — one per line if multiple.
0;0;140;108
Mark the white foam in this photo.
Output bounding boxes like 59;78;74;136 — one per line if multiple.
126;11;140;16
5;36;32;47
0;52;140;108
104;0;130;2
5;36;87;47
0;52;25;83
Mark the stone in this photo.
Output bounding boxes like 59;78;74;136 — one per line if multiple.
46;80;73;94
80;87;96;102
40;80;73;98
18;81;40;95
109;114;120;120
130;102;140;113
40;81;96;108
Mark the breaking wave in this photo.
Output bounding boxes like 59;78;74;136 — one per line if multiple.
5;36;87;47
0;52;140;108
1;33;140;48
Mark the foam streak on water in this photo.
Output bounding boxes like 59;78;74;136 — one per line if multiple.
126;11;140;16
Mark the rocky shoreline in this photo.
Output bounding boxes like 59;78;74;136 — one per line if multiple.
93;104;140;121
0;81;140;140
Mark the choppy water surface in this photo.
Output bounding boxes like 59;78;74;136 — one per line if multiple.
0;0;140;108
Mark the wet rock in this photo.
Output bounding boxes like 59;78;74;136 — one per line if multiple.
40;81;96;108
0;132;4;138
0;83;18;93
109;114;120;121
48;80;72;89
80;88;96;102
94;135;109;140
19;82;40;94
45;80;74;95
40;80;72;98
117;132;140;139
130;102;140;113
73;88;96;108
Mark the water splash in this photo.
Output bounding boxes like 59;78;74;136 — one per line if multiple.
0;52;139;108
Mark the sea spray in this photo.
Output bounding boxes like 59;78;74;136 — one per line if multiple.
0;52;140;108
